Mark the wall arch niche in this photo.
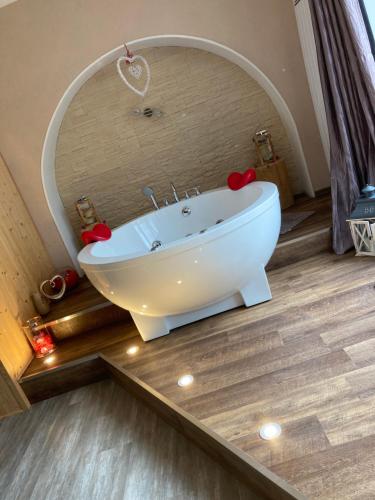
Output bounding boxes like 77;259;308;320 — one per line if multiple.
42;35;314;272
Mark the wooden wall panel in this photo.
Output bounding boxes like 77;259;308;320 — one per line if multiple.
0;361;30;418
56;46;300;238
0;153;54;417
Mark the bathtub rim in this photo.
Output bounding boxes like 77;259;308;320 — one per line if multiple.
78;181;279;269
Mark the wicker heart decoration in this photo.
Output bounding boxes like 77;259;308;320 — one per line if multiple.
117;55;150;97
128;64;142;80
40;275;66;300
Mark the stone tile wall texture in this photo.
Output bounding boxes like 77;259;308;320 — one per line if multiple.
55;47;298;236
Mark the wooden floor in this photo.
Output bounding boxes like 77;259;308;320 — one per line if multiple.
100;250;375;499
0;380;260;500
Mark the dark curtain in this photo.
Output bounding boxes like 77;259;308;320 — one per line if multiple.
309;0;375;254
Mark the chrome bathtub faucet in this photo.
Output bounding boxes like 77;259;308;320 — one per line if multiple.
170;183;201;203
170;182;180;202
142;183;202;211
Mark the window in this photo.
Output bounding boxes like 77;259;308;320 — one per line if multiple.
360;0;375;57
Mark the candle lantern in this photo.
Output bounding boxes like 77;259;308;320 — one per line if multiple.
253;129;276;166
23;316;56;358
347;184;375;256
75;196;101;231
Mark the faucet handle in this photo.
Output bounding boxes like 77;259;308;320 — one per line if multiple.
186;186;201;197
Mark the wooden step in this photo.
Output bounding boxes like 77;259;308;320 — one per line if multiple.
268;190;332;271
267;226;332;271
40;279;132;340
20;321;139;403
20;354;108;403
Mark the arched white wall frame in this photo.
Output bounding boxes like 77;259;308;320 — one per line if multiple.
42;34;315;272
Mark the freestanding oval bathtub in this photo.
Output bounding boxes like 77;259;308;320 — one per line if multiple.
78;181;281;341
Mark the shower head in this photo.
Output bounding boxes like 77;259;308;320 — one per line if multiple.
143;186;155;197
142;186;159;210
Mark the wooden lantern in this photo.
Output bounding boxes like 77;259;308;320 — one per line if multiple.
347;184;375;256
75;196;101;230
253;129;276;166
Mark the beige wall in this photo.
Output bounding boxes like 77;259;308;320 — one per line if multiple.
0;0;329;268
56;46;300;237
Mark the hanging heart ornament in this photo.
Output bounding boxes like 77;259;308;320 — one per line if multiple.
117;55;150;97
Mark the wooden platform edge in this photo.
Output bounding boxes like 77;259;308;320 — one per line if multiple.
20;355;109;403
268;227;331;271
101;354;305;500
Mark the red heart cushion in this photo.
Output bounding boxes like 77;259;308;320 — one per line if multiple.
243;168;256;184
92;223;111;240
81;223;112;245
227;168;256;191
227;172;244;190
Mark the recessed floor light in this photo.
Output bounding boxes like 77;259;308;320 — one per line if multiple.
126;346;139;356
177;374;194;387
259;422;281;440
43;355;56;365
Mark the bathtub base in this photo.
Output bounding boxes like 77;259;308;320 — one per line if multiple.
130;313;171;342
130;294;243;342
131;267;272;342
239;266;272;307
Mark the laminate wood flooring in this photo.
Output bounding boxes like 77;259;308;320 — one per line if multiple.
102;250;375;499
0;380;260;500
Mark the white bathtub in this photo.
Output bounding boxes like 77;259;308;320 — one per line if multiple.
78;181;281;341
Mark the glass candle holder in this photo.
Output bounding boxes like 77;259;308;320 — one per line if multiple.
23;316;56;358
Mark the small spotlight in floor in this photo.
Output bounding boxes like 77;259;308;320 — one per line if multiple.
177;374;194;387
126;346;139;356
43;355;56;365
259;422;281;440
